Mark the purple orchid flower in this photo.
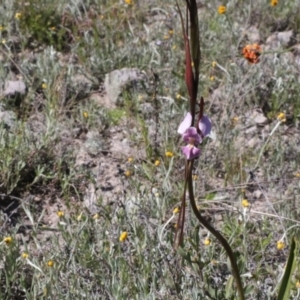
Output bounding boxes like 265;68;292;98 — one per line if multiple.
181;127;201;160
178;112;212;160
178;112;212;137
198;115;212;138
178;112;192;135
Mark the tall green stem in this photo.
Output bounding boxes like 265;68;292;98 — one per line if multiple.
186;160;245;300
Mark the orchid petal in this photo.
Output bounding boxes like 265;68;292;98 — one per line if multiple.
182;145;201;160
199;115;212;137
178;112;192;134
182;127;201;145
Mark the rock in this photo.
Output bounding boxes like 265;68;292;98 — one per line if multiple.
266;30;295;49
254;113;268;125
90;92;116;109
266;33;279;46
104;68;147;105
245;125;257;134
247;137;257;148
277;30;295;47
247;26;261;43
2;80;26;96
245;110;268;126
253;190;262;199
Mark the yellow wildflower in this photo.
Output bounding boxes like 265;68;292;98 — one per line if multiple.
128;157;133;163
172;45;177;50
204;238;211;246
3;236;12;245
93;213;100;220
271;0;278;6
119;231;128;242
22;252;29;259
192;174;198;180
163;35;170;40
77;213;83;221
0;26;4;31
242;199;250;208
212;61;217;68
124;0;133;5
210;76;215;81
277;240;285;250
15;13;22;19
277;112;286;122
83;111;89;118
176;93;181;99
295;173;300;178
57;211;64;218
124;170;131;177
42;83;47;89
1;39;6;44
232;116;239;125
165;151;174;157
173;207;180;214
47;260;54;267
169;30;173;35
296;281;300;289
218;6;226;14
154;160;160;166
50;26;56;31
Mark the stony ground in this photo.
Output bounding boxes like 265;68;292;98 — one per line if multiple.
0;0;300;299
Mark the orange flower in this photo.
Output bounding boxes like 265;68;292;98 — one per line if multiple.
271;0;278;6
242;44;262;64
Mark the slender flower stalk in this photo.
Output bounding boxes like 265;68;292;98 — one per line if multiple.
186;160;245;300
175;0;245;299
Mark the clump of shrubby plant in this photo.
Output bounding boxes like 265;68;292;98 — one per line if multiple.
16;0;73;51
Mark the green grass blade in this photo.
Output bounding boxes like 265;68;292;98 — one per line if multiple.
277;237;297;300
